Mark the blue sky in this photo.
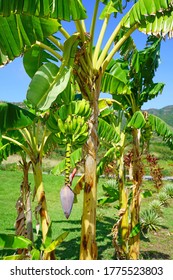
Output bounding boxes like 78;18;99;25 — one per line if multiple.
0;1;173;109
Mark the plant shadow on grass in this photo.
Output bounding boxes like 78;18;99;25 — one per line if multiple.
53;216;115;260
140;251;170;260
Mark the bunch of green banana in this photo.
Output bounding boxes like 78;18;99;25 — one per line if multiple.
58;99;91;121
58;115;88;147
47;112;89;147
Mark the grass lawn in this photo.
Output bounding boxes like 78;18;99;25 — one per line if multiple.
0;170;173;260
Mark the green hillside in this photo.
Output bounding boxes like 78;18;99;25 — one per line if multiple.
147;105;173;127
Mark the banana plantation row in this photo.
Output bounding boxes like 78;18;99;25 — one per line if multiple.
1;0;173;260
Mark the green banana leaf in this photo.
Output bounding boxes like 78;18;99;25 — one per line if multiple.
127;111;146;129
0;0;87;21
44;232;69;254
0;234;32;249
149;114;173;149
27;62;71;110
121;0;173;38
0;14;61;64
23;37;60;78
0;102;35;134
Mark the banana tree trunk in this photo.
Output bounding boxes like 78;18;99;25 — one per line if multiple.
23;160;33;242
129;128;143;260
15;159;33;241
117;133;129;259
80;76;101;260
32;160;50;243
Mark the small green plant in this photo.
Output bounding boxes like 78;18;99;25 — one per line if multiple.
149;200;163;216
158;192;169;207
0;223;69;260
140;209;162;233
163;184;173;198
98;179;119;205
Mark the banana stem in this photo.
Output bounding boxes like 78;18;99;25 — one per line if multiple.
2;135;31;157
96;21;122;70
93;14;110;67
89;0;100;55
101;24;138;72
59;27;70;39
35;41;63;61
48;35;64;51
75;20;85;42
65;142;72;186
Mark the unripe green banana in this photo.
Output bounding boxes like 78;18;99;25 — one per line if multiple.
58;118;66;134
77;100;86;116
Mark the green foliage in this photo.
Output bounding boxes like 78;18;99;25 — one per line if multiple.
149;200;163;216
0;234;32;250
0;0;87;21
101;59;129;95
98;118;120;145
27;63;71;110
127;111;146;129
122;0;173;37
149;114;173;150
140;209;162;233
130;223;141;238
158;192;169;206
163;184;173;198
0;102;35;134
0;14;61;64
98;179;119;205
141;190;153;198
27;34;81;110
0;223;69;260
23;38;60;78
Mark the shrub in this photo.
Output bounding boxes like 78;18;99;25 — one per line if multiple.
140;209;162;233
158;192;169;207
149;200;163;216
163;184;173;198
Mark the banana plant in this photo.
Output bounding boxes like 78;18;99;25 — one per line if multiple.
0;138;33;244
0;102;56;249
1;0;173;260
0;225;69;260
101;35;173;259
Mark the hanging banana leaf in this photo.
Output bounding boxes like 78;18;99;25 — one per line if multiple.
0;14;61;64
27;34;81;110
0;102;35;134
102;59;130;94
148;114;173;149
27;62;71;110
121;0;173;38
127;111;146;129
23;37;60;78
139;83;164;106
98;118;120;145
0;0;87;21
97;146;116;177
